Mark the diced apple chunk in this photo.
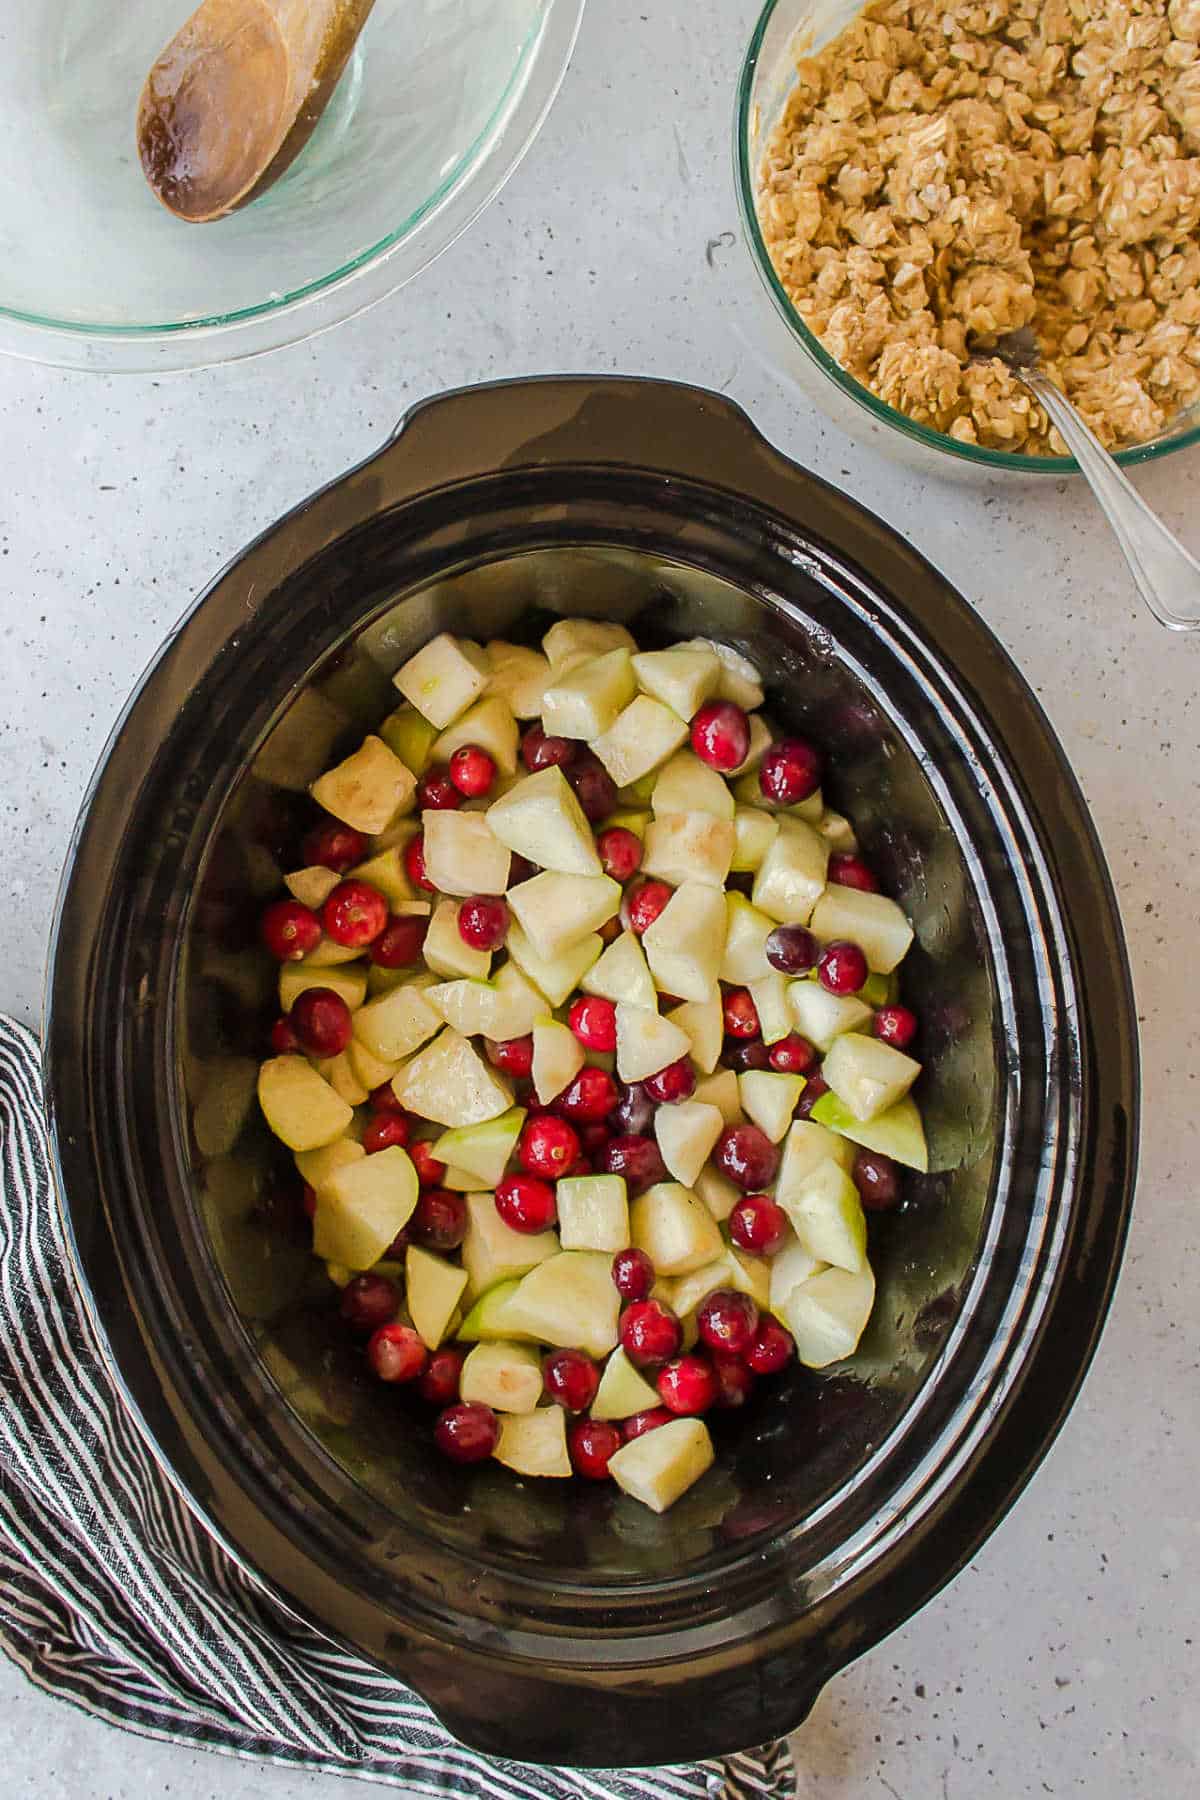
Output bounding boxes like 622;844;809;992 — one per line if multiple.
738;1070;805;1143
752;818;829;925
312;1145;418;1268
310;735;417;836
666;991;723;1074
676;638;764;709
429;695;519;778
532;1017;585;1104
395;1030;514;1127
788;981;873;1052
542;618;637;673
727;713;774;779
258;1056;353;1151
541;647;636;740
591;697;689;788
406;1245;469;1349
810;1091;928;1172
422;899;492;979
378;703;438;774
780;1160;867;1273
495;1407;572;1478
460;1193;558;1301
614;1004;692;1083
279;959;368;1014
315;1050;369;1107
487;765;602;876
426;962;545;1040
294;1136;365;1190
352;978;441;1063
816;809;858;855
769;1235;828;1315
630;646;720;718
719;892;775;984
393;633;489;729
457;1277;524;1341
823;1033;920;1123
501;1252;621;1358
730;806;779;873
641;812;735;889
344;845;415;909
694;1162;741;1222
776;1120;855;1210
748;971;792;1044
460;1341;543;1414
299;935;365;970
654;1101;724;1188
591;1347;661;1421
432;1108;525;1189
485;641;553;719
555;1174;630;1253
285;866;341;910
651;751;736;820
669;1259;734;1322
783;1265;876;1369
641;882;726;1003
608;1417;714;1513
582;931;658;1010
630;1182;724;1276
506;923;603;1007
507;872;621;960
421;810;510;896
692;1068;743;1125
810;886;914;973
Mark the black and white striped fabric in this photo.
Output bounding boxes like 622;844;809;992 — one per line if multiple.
0;1016;793;1799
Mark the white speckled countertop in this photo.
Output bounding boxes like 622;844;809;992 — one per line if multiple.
1;2;1197;1795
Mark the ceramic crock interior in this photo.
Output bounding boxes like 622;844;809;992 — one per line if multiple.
181;543;998;1580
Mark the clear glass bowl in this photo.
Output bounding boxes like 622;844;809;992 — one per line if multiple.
0;0;584;372
735;0;1200;477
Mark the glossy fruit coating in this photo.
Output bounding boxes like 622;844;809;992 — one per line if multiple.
852;1150;902;1211
657;1354;719;1416
260;899;321;961
434;1403;499;1464
404;833;436;893
408;1139;447;1188
369;1080;406;1114
269;1016;301;1055
696;1288;759;1356
643;1057;695;1104
722;987;760;1038
409;1188;468;1251
759;736;822;805
566;752;618;822
828;852;880;893
370;912;429;968
874;1004;918;1051
611;1246;655;1301
817;939;869;996
765;924;818;974
449;744;497;797
596;826;643;881
769;1032;816;1074
417;1345;466;1407
362;1113;411;1155
367;1323;428;1383
568;1417;622;1480
568;994;618;1051
691;700;750;772
521;724;577;771
622;878;673;936
728;1193;790;1255
518;1115;580;1181
543;1348;601;1413
792;1072;829;1120
745;1317;795;1375
620;1299;683;1368
340;1274;400;1333
289;986;352;1057
322;879;389;948
710;1351;755;1409
714;1124;780;1191
554;1067;619;1122
724;1036;771;1072
416;765;462;810
621;1407;673;1440
601;1134;667;1195
486;1033;535;1077
458;895;509;951
302;819;367;872
612;1081;654;1136
494;1174;558;1233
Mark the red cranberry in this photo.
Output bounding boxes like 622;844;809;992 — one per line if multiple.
620;1299;682;1368
408;1140;447;1188
657;1354;719;1415
269;1016;301;1055
602;1134;667;1194
418;1345;466;1406
369;1080;405;1114
410;1188;468;1250
696;1288;759;1356
494;1174;557;1233
765;924;818;974
691;699;750;772
404;833;436;893
518;1115;580;1181
567;994;618;1051
596;826;643;881
260;899;322;962
566;752;618;822
449;744;497;798
722;987;760;1038
643;1057;695;1105
565;1154;593;1178
383;1225;410;1256
580;1121;613;1157
612;1247;655;1301
729;1193;789;1254
362;1113;410;1154
543;1349;601;1413
622;878;673;936
323;879;389;948
715;1124;780;1191
759;736;822;805
302;819;367;872
554;1067;619;1122
486;1033;535;1077
828;852;880;893
724;1035;771;1072
710;1351;755;1409
874;1004;918;1051
745;1317;795;1375
458;895;508;951
290;986;352;1057
818;940;868;996
622;1408;673;1440
769;1032;816;1074
416;765;462;810
340;1274;400;1333
853;1150;901;1211
521;724;577;771
612;1081;654;1136
568;1417;622;1480
370;912;428;967
367;1322;428;1383
792;1072;829;1120
434;1403;499;1465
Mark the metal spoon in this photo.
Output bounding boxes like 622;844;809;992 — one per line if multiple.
138;0;375;223
982;327;1199;632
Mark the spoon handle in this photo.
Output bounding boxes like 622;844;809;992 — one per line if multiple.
1018;368;1200;631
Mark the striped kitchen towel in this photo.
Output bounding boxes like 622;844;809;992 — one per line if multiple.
0;1016;794;1799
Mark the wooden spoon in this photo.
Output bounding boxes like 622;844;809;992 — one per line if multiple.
137;0;375;222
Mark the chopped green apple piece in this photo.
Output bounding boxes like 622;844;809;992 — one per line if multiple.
730;806;779;873
457;1277;525;1342
692;1068;743;1125
751;818;829;925
669;1259;733;1322
738;1070;806;1143
780;1160;867;1273
630;646;720;718
582;930;658;1010
344;845;415;909
506;922;603;1007
439;1164;487;1192
666;991;723;1075
810;1091;929;1172
787;980;873;1052
608;1417;714;1513
556;1174;630;1253
822;1032;920;1123
654;1100;724;1188
542;618;637;673
378;703;439;774
432;695;520;776
422;899;492;979
279;958;367;1013
258;1056;353;1151
495;1406;572;1478
694;1162;741;1222
393;632;489;729
859;970;898;1009
676;637;764;709
310;735;417;837
727;713;774;779
433;1108;525;1189
508;871;621;960
816;808;858;855
651;750;736;820
395;1029;514;1127
352;977;440;1063
591;1347;661;1421
641;812;735;889
724;1246;772;1310
541;647;636;740
719;892;774;984
532;1018;585;1104
294;1136;365;1189
783;1264;876;1369
485;766;602;875
614;1003;691;1083
312;1145;418;1268
426;962;546;1040
406;1244;469;1349
591;696;690;788
421;810;510;896
748;971;792;1044
460;1341;544;1414
299;936;365;969
501;1252;621;1358
776;1120;855;1209
630;1182;724;1276
810;887;915;974
284;866;340;910
315;1051;370;1107
460;1192;559;1303
484;641;554;719
641;881;726;1003
769;1235;828;1315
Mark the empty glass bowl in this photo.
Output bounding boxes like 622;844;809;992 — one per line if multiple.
0;0;584;371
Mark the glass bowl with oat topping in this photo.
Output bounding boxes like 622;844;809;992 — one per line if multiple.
736;0;1200;473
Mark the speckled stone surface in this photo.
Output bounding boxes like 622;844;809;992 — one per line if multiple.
1;1;1197;1795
